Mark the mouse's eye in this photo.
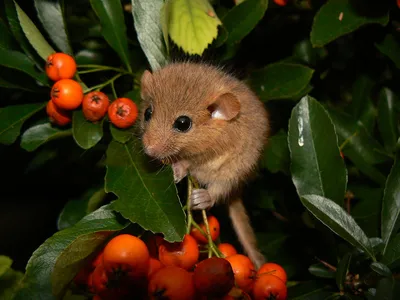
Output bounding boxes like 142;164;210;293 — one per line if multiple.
144;107;152;121
173;116;192;132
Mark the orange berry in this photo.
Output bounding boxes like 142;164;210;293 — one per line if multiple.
46;99;71;126
51;79;83;110
158;234;199;270
45;52;76;81
108;98;138;128
190;215;220;244
226;254;255;293
218;243;238;258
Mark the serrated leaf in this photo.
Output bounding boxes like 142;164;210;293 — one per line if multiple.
105;139;186;242
378;88;398;153
132;0;168;71
301;194;375;261
72;110;103;150
370;262;392;277
14;1;55;60
0;102;47;145
375;34;400;69
90;0;131;71
14;205;127;300
0;48;48;85
308;263;336;279
110;123;134;143
20;122;72;152
166;0;221;55
288;96;347;205
382;154;400;255
0;256;13;277
261;129;290;174
250;63;314;101
382;233;400;269
34;0;73;54
310;0;389;47
336;252;351;291
222;0;268;44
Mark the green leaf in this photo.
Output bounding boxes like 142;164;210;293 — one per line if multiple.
0;102;47;145
261;129;290;174
0;256;13;277
0;268;24;300
90;0;131;71
0;48;48;85
382;233;400;269
370;262;391;277
0;77;38;92
310;0;389;47
57;199;89;231
288;280;334;299
132;0;168;71
14;0;55;60
221;0;268;45
0;18;17;49
326;107;389;185
4;0;43;68
378;88;398;153
336;252;352;292
105;139;186;242
34;0;73;55
165;0;221;55
110;123;134;143
14;205;127;300
375;277;399;300
382;154;400;255
57;188;107;231
72;110;103;150
20;122;72;152
349;74;375;122
250;63;314;101
308;263;335;279
375;34;400;69
350;185;382;237
288;96;347;205
301;194;375;260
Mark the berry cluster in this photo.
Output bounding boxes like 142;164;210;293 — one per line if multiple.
72;214;288;300
45;53;137;129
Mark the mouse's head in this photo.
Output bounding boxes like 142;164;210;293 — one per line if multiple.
139;63;241;162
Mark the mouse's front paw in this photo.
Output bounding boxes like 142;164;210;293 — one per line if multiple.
190;189;215;210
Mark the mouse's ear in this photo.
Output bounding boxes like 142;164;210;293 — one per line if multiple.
208;93;241;121
140;70;153;97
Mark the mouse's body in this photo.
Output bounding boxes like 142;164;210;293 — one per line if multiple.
139;62;269;268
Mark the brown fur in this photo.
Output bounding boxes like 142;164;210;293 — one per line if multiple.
140;62;269;268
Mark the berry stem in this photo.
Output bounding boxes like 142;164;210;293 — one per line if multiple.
78;64;133;75
186;176;222;258
85;74;123;93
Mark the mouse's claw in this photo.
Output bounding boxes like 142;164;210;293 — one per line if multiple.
190;189;215;210
172;161;188;183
